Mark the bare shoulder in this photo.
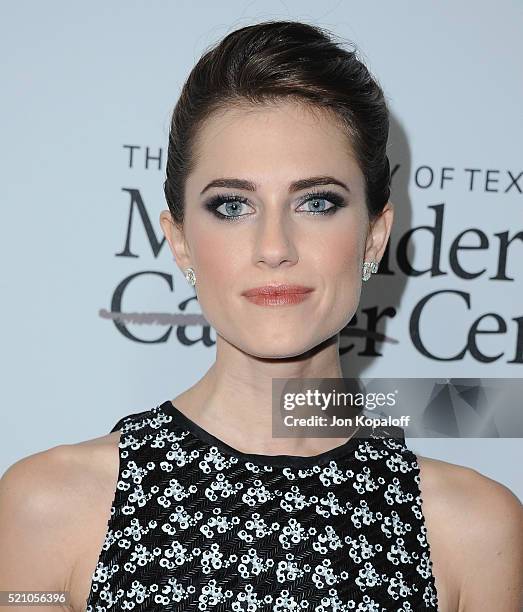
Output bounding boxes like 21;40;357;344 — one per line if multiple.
416;453;522;519
0;431;121;610
415;454;523;612
0;431;120;519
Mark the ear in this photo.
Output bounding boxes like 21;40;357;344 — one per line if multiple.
363;201;394;262
159;210;192;273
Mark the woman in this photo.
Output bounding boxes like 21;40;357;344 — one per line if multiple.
1;20;522;612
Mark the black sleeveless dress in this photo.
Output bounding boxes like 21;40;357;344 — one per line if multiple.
85;401;440;611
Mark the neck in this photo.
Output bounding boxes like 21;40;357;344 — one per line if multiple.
171;332;354;456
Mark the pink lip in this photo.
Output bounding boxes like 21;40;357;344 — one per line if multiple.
242;284;314;307
242;284;314;297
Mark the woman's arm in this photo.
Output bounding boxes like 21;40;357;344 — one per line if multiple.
455;469;523;611
0;448;76;611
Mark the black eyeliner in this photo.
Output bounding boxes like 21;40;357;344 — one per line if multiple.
204;193;247;222
301;189;347;211
203;189;347;221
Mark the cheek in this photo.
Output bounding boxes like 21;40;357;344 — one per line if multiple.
319;225;365;318
312;223;364;279
190;224;247;289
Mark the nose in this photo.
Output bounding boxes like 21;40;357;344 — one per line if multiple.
253;207;298;268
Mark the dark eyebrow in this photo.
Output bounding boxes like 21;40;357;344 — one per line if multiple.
199;175;350;196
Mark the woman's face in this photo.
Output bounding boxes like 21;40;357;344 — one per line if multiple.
160;100;392;358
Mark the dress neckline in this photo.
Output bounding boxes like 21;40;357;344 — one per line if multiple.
159;399;378;468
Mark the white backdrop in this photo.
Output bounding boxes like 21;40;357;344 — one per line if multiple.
1;1;521;500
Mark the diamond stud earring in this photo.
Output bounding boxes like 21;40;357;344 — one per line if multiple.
184;267;196;287
362;260;379;281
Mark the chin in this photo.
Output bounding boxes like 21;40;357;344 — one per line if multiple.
248;347;313;360
239;334;323;360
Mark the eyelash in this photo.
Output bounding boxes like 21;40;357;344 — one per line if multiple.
203;189;347;222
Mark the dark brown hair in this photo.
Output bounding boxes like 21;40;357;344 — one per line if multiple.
164;20;391;227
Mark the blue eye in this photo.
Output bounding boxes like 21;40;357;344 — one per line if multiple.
296;196;336;215
204;190;347;221
213;196;252;219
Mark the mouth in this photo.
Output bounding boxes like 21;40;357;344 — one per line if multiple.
242;284;314;307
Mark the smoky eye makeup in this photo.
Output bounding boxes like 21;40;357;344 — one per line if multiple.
203;189;348;222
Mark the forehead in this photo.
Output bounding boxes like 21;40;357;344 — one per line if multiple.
187;100;364;193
